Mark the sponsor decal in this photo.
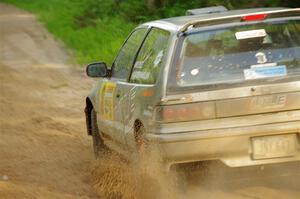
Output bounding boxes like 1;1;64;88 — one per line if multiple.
99;82;116;120
244;65;287;80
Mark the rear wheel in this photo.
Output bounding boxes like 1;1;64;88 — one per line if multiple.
134;122;187;195
91;108;106;157
134;122;147;154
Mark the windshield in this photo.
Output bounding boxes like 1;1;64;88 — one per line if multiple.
176;20;300;87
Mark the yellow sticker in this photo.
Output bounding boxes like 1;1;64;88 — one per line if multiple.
99;82;116;120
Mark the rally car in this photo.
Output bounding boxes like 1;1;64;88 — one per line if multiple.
85;6;300;170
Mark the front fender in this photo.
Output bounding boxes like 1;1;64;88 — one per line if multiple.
87;83;100;111
85;82;101;135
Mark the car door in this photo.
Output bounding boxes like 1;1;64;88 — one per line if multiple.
98;28;148;150
116;27;171;151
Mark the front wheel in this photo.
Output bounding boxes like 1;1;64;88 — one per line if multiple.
91;108;106;157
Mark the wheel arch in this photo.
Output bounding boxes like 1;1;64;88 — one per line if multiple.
85;97;94;136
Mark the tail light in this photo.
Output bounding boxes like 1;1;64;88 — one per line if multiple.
155;102;216;123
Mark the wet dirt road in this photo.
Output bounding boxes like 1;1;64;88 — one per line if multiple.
0;3;97;199
0;3;299;199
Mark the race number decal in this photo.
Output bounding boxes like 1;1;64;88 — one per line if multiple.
99;82;116;120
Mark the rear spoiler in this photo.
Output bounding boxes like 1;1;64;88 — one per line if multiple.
180;8;300;33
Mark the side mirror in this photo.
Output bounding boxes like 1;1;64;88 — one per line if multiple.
86;62;109;77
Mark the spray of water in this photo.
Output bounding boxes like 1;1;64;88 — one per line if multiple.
91;148;180;199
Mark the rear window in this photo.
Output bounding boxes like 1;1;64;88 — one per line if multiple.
176;20;300;87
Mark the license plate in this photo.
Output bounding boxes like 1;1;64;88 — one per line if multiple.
251;134;298;160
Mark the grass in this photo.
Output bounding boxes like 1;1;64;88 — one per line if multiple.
1;0;135;66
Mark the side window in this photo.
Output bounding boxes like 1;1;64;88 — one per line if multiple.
130;28;170;84
112;28;147;80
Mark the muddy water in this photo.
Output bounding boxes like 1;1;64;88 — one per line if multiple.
91;149;300;199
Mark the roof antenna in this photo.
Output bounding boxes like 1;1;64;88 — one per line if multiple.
186;6;228;16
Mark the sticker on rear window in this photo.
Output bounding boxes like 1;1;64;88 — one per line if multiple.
251;62;277;68
235;29;266;40
244;65;287;80
191;68;199;76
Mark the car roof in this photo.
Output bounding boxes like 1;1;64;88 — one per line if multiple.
143;7;299;32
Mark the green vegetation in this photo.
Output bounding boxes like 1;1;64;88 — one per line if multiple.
1;0;135;65
1;0;299;66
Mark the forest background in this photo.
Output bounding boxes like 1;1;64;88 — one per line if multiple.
2;0;299;65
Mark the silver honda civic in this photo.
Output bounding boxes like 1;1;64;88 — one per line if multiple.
85;7;300;171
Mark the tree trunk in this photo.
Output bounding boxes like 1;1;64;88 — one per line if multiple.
146;0;156;10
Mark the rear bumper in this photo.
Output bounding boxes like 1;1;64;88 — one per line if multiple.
145;120;300;167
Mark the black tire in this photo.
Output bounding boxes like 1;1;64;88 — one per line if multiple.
91;108;106;157
135;124;147;154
